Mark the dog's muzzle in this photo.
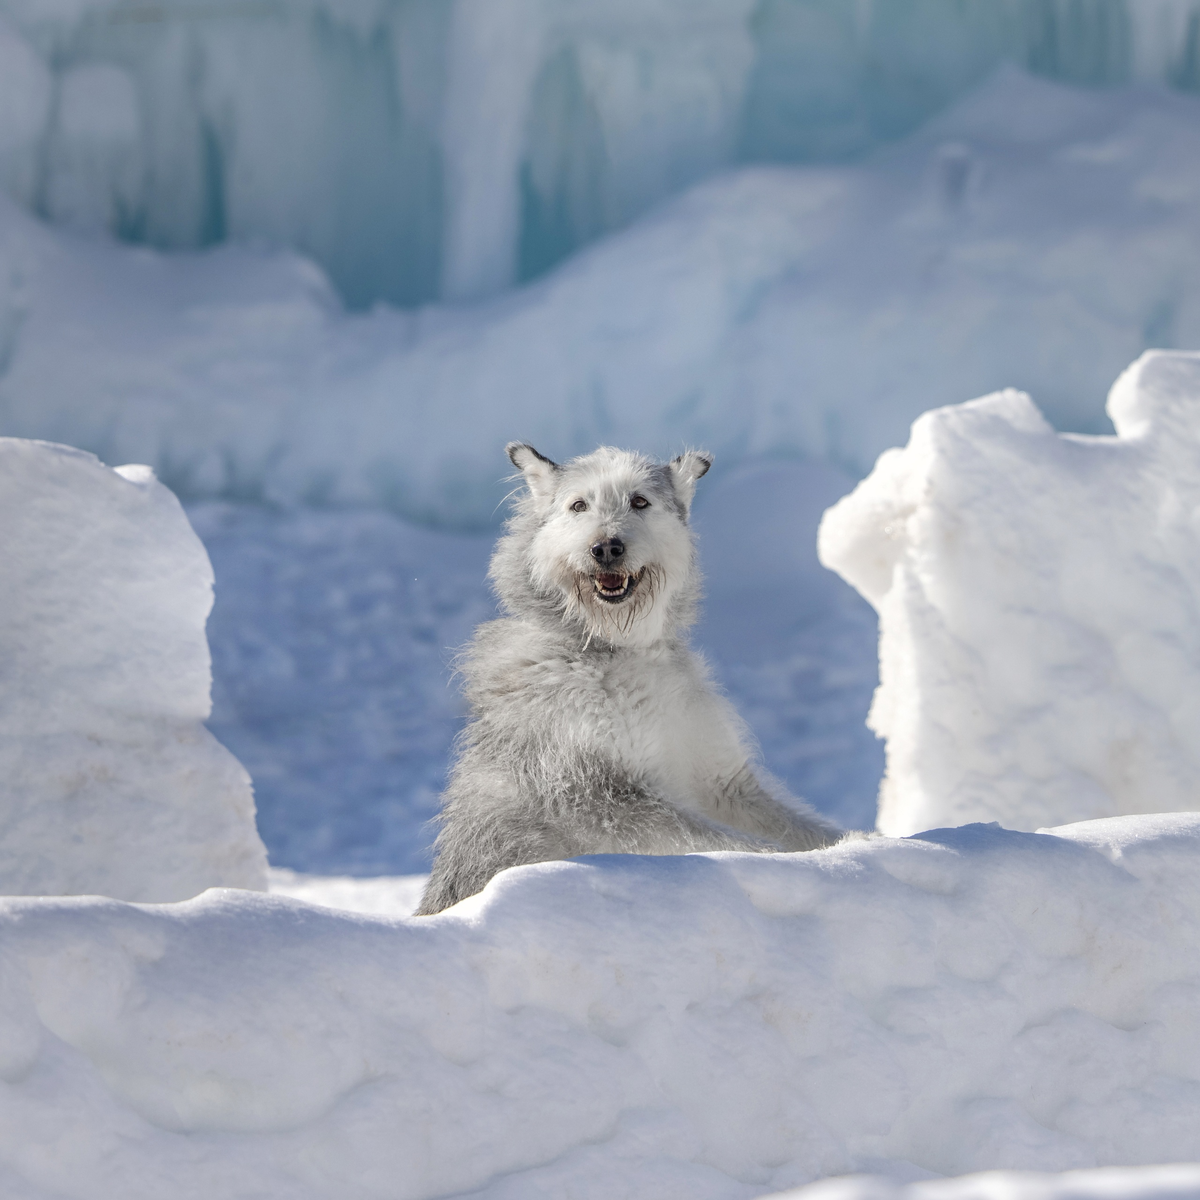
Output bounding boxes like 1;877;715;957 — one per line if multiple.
592;567;645;604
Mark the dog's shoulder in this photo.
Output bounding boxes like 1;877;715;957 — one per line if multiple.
461;617;601;706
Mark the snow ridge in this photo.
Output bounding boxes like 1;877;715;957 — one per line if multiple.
2;815;1200;1197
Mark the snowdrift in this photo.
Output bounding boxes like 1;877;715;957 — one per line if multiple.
4;70;1200;525
2;815;1200;1198
821;350;1200;837
0;438;266;900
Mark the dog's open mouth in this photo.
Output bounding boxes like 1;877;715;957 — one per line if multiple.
592;567;645;604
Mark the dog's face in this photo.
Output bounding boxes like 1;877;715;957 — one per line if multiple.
506;443;712;646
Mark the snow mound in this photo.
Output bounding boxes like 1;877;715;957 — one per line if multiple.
5;70;1200;524
820;350;1200;837
2;815;1200;1197
0;438;266;900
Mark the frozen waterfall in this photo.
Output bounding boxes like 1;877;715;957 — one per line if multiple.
2;0;1200;308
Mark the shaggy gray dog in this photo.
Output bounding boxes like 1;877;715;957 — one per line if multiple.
416;443;841;915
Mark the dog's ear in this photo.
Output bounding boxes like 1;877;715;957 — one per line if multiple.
507;442;561;503
668;449;713;512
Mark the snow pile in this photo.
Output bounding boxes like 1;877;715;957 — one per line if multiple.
1;814;1200;1198
2;0;1200;305
4;69;1200;524
0;438;266;900
820;350;1200;837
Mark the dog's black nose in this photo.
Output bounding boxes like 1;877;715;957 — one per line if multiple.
590;537;625;565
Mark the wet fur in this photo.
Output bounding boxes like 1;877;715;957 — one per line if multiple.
417;444;841;915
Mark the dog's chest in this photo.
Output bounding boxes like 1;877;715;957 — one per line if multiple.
566;650;720;798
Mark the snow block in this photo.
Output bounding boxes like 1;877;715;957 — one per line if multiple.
819;350;1200;836
0;438;267;900
0;816;1199;1197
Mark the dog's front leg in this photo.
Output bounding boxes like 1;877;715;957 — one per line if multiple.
704;764;842;852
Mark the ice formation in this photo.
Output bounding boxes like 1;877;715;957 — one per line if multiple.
2;0;1200;305
820;350;1200;837
0;438;267;901
1;814;1200;1198
3;69;1200;524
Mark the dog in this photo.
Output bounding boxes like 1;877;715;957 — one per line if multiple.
416;444;841;915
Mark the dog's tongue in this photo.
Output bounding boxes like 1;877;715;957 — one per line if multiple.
597;572;626;590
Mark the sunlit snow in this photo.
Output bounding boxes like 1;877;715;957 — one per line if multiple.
3;3;1200;1197
0;438;265;900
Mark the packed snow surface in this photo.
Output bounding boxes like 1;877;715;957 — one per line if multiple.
821;350;1200;837
2;814;1200;1198
0;438;266;900
2;0;1200;304
3;69;1200;524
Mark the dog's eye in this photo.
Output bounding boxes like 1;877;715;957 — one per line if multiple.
630;495;649;510
570;499;588;513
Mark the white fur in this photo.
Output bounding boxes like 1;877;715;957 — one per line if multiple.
416;444;840;914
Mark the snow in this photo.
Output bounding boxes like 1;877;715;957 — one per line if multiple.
192;457;882;876
772;1164;1200;1200
267;867;427;915
0;438;266;900
3;813;1200;1198
820;350;1200;838
1;5;1200;1193
0;16;50;206
4;69;1200;525
2;0;1200;305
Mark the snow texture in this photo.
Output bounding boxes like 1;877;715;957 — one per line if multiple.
0;438;266;900
192;458;882;876
1;814;1200;1198
2;0;1200;305
1;69;1200;523
267;867;428;916
820;350;1200;838
771;1164;1200;1200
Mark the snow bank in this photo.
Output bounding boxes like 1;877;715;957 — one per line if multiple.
773;1164;1200;1200
4;69;1200;525
0;438;266;900
1;815;1199;1198
819;350;1200;837
2;0;1200;305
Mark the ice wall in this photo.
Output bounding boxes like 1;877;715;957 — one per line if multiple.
819;351;1200;837
1;814;1200;1197
2;70;1199;523
2;0;1200;306
0;438;267;900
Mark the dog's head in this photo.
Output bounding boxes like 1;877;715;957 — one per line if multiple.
496;443;713;646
